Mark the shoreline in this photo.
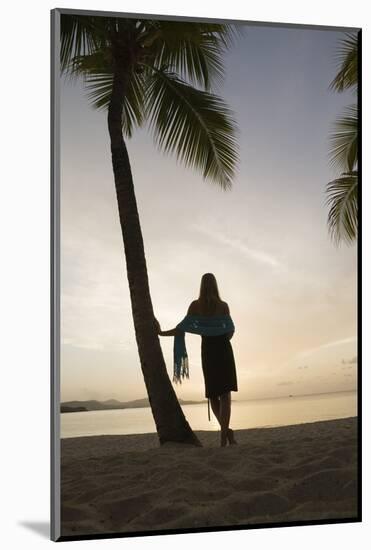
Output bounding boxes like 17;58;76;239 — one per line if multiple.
61;417;358;536
60;411;358;448
61;414;357;441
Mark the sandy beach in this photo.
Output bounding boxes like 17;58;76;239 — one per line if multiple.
60;417;358;537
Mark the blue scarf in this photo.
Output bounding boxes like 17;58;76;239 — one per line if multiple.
173;314;235;384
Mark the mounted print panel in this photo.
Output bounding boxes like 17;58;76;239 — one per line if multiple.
51;7;361;542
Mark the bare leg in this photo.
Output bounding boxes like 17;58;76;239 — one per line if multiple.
210;396;222;426
219;392;231;446
210;394;237;445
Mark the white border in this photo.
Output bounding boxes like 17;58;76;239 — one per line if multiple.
2;1;368;548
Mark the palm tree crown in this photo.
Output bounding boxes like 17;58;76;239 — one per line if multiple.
326;31;358;246
61;16;241;189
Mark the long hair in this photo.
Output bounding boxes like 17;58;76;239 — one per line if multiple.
198;273;222;315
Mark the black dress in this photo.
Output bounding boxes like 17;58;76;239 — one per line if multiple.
201;333;238;398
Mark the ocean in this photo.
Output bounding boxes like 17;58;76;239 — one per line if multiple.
60;390;357;438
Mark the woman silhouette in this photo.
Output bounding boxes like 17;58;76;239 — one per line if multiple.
156;273;238;447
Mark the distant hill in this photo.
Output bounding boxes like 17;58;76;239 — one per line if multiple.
60;397;205;413
102;399;124;406
60;405;88;413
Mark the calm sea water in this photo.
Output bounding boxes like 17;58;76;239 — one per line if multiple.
60;390;357;439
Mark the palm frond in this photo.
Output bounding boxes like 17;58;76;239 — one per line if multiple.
67;50;146;137
64;46;113;83
328;104;358;172
60;15;109;73
326;171;358;245
145;67;239;189
87;72;145;137
83;71;113;110
329;32;358;92
139;21;244;90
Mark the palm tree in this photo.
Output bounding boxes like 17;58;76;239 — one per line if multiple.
326;32;358;245
60;14;240;445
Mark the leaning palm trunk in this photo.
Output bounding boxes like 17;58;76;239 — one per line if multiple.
107;50;201;446
60;17;239;446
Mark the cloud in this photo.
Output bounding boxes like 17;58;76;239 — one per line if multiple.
192;224;284;270
297;336;357;359
277;381;294;386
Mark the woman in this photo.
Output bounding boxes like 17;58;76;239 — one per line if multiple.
156;273;238;447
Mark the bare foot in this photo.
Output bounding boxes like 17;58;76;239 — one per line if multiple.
227;428;237;445
220;429;228;447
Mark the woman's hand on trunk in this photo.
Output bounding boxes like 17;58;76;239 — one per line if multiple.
154;317;162;335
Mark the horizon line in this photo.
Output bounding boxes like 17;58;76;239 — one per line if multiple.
61;388;357;406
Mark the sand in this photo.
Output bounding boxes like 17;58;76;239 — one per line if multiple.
60;417;358;537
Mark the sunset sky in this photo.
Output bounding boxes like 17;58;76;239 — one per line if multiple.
60;21;357;403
